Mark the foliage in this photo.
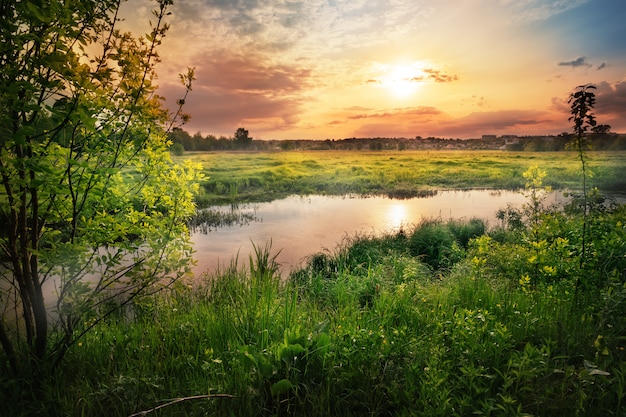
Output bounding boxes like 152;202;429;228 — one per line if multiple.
0;0;201;375
169;125;626;152
5;200;625;416
234;127;253;149
177;150;626;207
169;126;254;151
568;84;597;276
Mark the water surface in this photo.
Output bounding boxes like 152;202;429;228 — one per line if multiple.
191;190;567;275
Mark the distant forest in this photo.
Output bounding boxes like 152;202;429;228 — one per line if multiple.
168;127;626;153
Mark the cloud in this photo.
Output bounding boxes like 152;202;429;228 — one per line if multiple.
558;56;592;68
596;62;607;70
460;95;486;107
193;49;314;94
502;0;590;23
352;108;561;139
420;68;459;83
594;80;626;129
365;65;459;87
551;80;626;132
446;110;549;131
157;48;316;136
161;84;305;136
348;106;442;120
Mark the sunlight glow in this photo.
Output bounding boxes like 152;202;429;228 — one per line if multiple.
372;62;427;99
389;66;420;97
387;203;409;229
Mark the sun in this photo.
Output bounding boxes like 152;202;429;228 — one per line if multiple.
377;64;425;98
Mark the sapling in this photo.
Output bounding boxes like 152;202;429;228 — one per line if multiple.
567;84;597;290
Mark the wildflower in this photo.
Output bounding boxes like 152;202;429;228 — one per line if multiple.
471;256;485;268
519;274;531;290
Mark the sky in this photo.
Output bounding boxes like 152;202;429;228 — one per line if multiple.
122;0;626;140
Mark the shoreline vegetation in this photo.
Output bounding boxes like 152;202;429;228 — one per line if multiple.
179;150;626;207
182;150;625;231
7;152;626;416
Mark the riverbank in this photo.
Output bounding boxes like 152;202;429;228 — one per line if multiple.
189;189;566;275
8;202;625;416
176;150;626;207
4;157;625;416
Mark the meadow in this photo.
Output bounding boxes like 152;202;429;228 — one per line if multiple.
4;151;626;416
180;150;626;206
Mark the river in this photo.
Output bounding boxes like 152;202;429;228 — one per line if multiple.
190;189;569;276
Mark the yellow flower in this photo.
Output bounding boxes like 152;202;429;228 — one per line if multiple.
519;275;531;291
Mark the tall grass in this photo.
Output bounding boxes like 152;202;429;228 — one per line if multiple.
5;207;625;416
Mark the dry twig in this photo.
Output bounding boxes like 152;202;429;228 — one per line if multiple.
128;394;236;416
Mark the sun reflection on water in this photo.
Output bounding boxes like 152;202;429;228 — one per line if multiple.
387;203;409;229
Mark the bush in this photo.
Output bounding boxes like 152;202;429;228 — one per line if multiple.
170;143;185;156
408;220;466;270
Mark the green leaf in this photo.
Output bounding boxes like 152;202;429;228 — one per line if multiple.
279;343;305;363
270;379;293;396
25;1;47;22
258;357;274;378
314;332;331;355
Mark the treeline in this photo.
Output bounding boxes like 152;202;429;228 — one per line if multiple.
168;127;626;152
168;127;255;152
504;133;626;152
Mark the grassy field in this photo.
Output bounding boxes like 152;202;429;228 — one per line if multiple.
176;150;626;206
4;152;626;416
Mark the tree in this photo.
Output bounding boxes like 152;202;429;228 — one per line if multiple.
234;127;253;149
591;124;611;135
0;0;201;374
567;84;597;290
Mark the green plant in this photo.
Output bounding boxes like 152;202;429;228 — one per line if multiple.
408;220;467;271
0;0;201;374
568;84;596;275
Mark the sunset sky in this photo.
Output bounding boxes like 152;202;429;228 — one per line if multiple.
124;0;626;140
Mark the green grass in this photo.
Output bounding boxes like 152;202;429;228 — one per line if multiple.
176;150;626;206
4;153;626;416
6;206;626;417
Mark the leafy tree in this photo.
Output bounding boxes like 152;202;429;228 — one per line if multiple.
0;0;201;374
591;124;611;135
567;84;596;280
234;127;253;149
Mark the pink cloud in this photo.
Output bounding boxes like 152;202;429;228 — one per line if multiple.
158;49;314;136
353;108;565;139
